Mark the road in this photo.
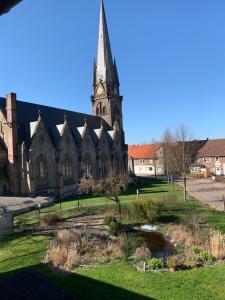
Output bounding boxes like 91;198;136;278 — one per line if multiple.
178;178;225;212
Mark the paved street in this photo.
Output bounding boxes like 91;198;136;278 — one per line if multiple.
0;195;54;215
179;178;225;212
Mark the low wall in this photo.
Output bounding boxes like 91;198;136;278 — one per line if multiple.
0;211;13;235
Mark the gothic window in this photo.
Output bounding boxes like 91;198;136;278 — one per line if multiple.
62;155;73;185
82;154;92;178
36;154;48;189
102;106;106;115
96;102;103;116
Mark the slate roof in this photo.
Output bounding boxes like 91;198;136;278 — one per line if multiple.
0;97;111;147
197;139;225;157
0;0;22;15
128;144;162;159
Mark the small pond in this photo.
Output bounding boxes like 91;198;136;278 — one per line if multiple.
130;225;175;257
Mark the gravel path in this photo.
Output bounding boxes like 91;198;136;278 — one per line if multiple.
178;178;225;212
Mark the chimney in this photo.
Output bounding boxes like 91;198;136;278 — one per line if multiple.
6;92;19;193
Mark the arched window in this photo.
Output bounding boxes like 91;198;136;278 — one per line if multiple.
36;154;48;189
62;155;73;185
82;154;92;178
96;102;103;116
102;106;106;115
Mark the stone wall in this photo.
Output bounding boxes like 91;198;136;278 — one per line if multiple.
0;211;13;235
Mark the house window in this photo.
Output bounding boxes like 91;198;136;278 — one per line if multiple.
140;159;145;164
149;167;153;171
203;157;210;162
215;157;219;162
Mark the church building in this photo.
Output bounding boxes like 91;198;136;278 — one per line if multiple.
0;0;128;196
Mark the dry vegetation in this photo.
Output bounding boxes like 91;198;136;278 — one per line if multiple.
165;224;225;269
45;229;126;270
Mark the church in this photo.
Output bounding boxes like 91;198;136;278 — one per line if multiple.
0;0;128;196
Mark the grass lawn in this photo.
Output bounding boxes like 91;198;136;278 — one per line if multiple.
38;261;225;300
1;178;225;299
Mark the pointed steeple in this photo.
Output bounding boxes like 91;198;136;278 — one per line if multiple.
114;58;120;86
96;0;115;84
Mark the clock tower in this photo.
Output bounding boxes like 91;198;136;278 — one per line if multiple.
91;0;123;131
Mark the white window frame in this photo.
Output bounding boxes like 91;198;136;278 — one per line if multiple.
203;157;210;163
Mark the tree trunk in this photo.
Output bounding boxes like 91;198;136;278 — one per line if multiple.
115;196;121;217
183;176;187;202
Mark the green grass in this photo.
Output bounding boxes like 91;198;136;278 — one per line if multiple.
0;233;51;274
14;178;225;232
1;178;225;299
36;261;225;300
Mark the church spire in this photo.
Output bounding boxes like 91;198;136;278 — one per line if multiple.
96;0;115;84
91;0;123;131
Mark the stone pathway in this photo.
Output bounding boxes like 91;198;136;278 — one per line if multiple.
177;178;225;212
38;214;108;234
0;195;54;215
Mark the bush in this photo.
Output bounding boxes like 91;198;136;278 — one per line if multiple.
41;213;60;226
199;250;213;264
167;255;179;270
108;221;121;236
130;198;164;223
148;258;164;270
104;215;121;236
104;215;117;226
191;245;201;254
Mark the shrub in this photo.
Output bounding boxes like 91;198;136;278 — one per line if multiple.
167;255;179;270
134;246;151;261
104;215;121;236
104;215;117;226
130;198;164;223
199;250;213;264
108;221;121;236
191;245;201;254
148;258;164;270
41;213;60;226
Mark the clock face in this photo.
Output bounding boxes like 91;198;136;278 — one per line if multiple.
97;85;104;95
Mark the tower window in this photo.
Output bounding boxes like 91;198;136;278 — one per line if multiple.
96;102;103;115
102;106;106;114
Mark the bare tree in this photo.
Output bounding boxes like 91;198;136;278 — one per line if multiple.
163;125;195;201
152;138;157;180
79;168;128;215
162;129;174;186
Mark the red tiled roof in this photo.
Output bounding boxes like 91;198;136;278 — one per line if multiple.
128;144;162;159
197;139;225;157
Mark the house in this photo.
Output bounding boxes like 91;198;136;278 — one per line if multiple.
128;144;164;176
196;139;225;176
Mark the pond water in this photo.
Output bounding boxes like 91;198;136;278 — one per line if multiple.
131;225;175;257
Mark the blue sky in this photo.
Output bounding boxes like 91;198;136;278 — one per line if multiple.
0;0;225;144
